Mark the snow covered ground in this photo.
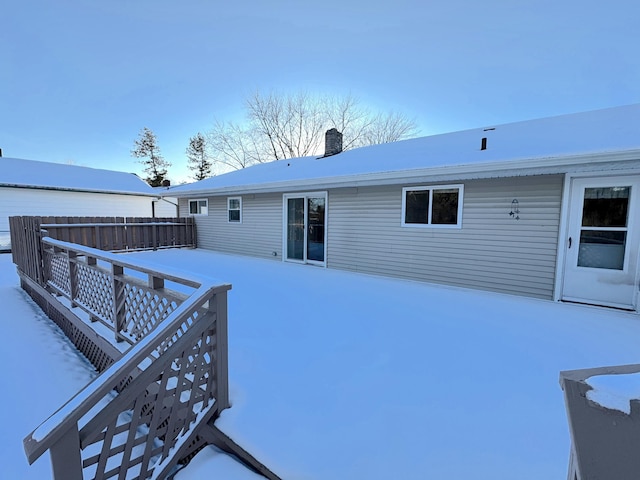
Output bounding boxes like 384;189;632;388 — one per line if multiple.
0;253;96;479
3;249;640;479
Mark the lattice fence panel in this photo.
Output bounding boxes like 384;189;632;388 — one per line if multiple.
121;283;180;342
43;250;71;295
79;321;217;480
21;279;117;373
74;263;115;324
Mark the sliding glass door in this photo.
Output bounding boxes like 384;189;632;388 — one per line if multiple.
284;192;327;265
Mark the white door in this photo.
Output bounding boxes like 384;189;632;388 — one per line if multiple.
562;176;640;309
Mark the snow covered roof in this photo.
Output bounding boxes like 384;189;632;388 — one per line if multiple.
0;157;158;196
169;104;640;196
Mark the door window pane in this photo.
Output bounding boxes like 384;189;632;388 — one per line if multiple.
582;187;629;227
578;230;626;270
287;198;304;260
307;197;325;262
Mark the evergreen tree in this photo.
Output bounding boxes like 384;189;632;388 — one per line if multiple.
186;132;212;181
131;127;171;187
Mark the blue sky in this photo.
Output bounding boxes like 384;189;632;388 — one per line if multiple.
2;0;639;183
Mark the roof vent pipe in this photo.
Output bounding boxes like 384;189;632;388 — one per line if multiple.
323;128;343;157
481;137;487;150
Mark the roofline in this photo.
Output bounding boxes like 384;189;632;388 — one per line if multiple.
0;184;160;197
166;148;640;197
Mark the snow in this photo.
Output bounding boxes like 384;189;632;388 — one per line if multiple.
4;248;640;479
169;104;640;195
586;372;640;414
0;157;157;195
0;253;96;478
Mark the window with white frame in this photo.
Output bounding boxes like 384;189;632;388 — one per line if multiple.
227;197;242;223
401;185;463;227
188;199;208;216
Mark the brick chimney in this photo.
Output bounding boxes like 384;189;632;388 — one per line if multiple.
323;128;343;157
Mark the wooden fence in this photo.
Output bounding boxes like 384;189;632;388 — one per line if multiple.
9;216;196;285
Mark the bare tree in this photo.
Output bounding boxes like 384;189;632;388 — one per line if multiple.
131;127;171;187
246;90;326;160
206;91;419;171
186;132;212;181
325;93;373;150
206;120;266;171
362;111;420;146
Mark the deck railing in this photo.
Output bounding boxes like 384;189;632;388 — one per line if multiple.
23;238;231;479
560;364;640;480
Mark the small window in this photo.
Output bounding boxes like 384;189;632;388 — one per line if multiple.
189;199;208;216
401;185;463;228
228;197;242;223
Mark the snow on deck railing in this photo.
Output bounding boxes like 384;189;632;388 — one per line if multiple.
560;363;640;480
23;238;231;480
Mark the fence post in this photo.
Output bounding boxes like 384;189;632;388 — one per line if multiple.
95;225;102;250
36;218;45;286
149;274;164;290
68;251;78;308
49;424;83;480
152;224;158;251
112;264;125;342
212;290;229;411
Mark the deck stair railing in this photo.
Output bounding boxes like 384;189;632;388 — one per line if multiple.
23;238;231;479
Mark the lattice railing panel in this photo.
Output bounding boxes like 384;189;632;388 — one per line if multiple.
75;263;114;324
79;320;218;480
44;250;71;295
24;238;231;480
121;283;180;343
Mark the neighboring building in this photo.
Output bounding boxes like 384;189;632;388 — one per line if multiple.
0;157;178;250
167;105;640;311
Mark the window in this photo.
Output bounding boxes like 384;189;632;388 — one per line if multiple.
228;197;242;223
188;199;208;216
401;185;463;228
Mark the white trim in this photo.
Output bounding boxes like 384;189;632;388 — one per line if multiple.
558;174;640;311
227;196;242;223
282;191;328;267
553;174;572;302
401;184;464;228
188;198;208;216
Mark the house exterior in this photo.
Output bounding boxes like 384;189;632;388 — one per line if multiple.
0;157;178;250
167;105;640;311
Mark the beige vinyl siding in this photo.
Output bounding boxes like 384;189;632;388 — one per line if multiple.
327;175;563;299
182;193;283;259
1;187;155;232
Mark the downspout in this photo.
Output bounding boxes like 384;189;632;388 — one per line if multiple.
156;196;180;218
